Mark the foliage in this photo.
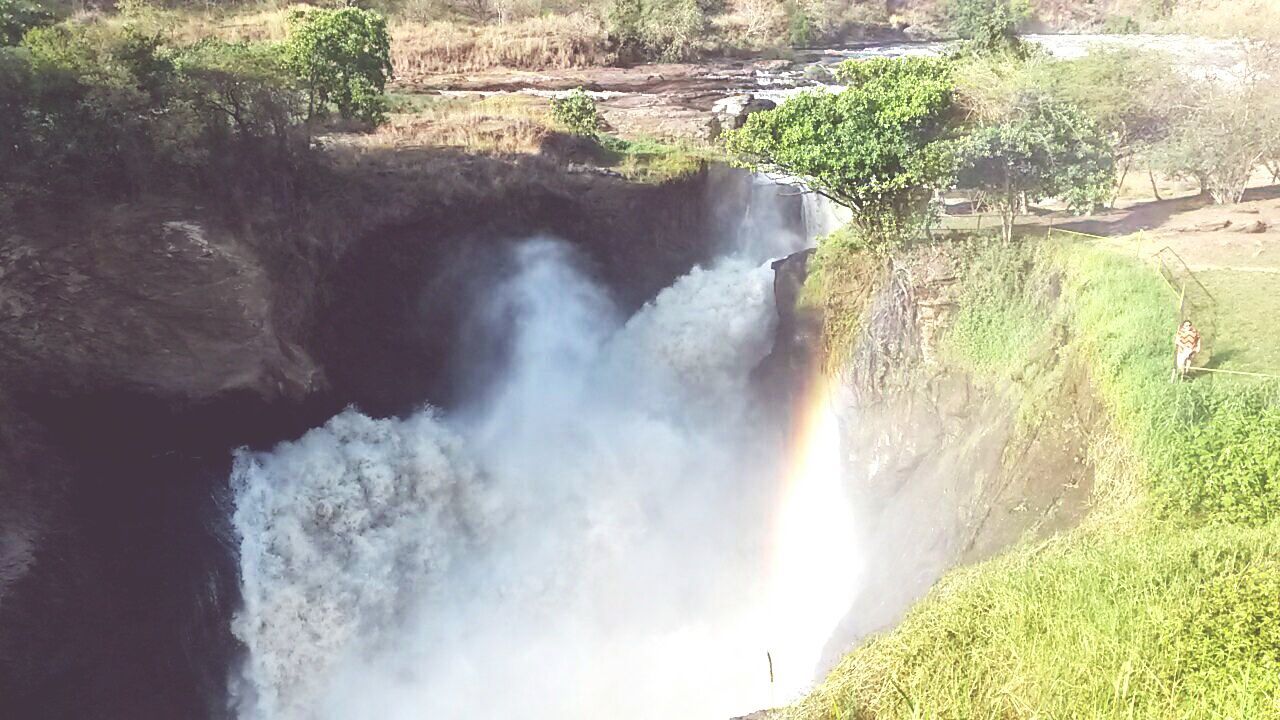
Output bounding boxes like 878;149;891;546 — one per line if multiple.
784;0;812;47
947;0;1030;56
1;16;309;219
607;0;709;62
1151;44;1280;204
780;521;1280;720
1057;246;1280;526
954;99;1114;241
1160;384;1280;523
1177;558;1280;699
1102;14;1142;34
281;6;393;124
724;57;958;250
597;134;708;181
0;0;52;45
944;238;1049;377
550;87;600;136
797;227;881;370
783;240;1280;719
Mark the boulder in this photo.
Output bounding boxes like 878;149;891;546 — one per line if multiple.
709;94;777;138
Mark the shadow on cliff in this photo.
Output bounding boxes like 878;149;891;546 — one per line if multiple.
0;149;761;719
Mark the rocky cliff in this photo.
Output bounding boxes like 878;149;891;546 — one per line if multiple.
767;243;1099;671
0;156;771;719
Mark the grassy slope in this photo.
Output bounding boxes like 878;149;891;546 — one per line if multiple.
781;239;1280;720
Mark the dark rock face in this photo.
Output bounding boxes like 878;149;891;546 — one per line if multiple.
0;160;763;720
753;248;821;416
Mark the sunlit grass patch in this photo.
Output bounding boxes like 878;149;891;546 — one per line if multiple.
779;521;1280;720
1195;269;1280;375
597;135;712;183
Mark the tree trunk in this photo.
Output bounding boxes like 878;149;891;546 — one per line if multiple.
1111;156;1132;209
1149;166;1163;201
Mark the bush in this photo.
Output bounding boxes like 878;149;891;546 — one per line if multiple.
948;0;1030;37
947;0;1030;56
1102;15;1141;34
550;87;599;136
281;6;393;124
607;0;708;62
0;0;52;46
784;0;812;46
1178;559;1280;698
1;17;310;219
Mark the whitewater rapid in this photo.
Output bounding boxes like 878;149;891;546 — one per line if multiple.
229;183;857;719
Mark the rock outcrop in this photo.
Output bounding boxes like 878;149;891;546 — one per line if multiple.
770;244;1097;671
0;157;772;720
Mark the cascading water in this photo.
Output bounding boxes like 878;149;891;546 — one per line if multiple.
229;181;859;719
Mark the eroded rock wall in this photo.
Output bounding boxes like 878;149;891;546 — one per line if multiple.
782;245;1099;670
0;159;771;719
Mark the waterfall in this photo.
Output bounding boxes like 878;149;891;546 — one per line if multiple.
228;225;855;718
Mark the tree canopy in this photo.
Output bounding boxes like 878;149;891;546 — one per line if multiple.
724;56;958;247
281;6;393;125
955;98;1113;241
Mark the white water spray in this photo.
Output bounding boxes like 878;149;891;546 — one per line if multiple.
231;187;861;719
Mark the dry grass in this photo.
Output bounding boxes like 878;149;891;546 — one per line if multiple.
390;13;611;79
342;94;554;154
133;4;611;76
1159;0;1280;39
159;4;293;44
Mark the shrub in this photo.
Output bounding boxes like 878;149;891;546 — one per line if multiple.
784;0;811;47
550;87;599;136
1102;15;1141;34
607;0;708;62
1177;559;1280;699
948;0;1030;37
2;17;309;219
0;0;52;46
947;0;1030;56
1158;384;1280;524
281;6;393;124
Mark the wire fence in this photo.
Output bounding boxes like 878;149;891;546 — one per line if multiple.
935;221;1280;380
1044;228;1280;381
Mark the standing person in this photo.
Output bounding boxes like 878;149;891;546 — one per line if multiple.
1174;320;1202;379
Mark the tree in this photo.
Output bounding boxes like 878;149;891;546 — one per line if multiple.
1152;44;1280;205
954;99;1114;241
281;6;392;125
1035;48;1179;206
724;57;958;249
947;0;1031;56
607;0;709;62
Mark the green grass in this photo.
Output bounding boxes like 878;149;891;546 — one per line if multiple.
781;521;1280;720
780;240;1280;720
597;135;715;183
797;228;882;371
1195;270;1280;375
1055;246;1280;525
943;238;1053;380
